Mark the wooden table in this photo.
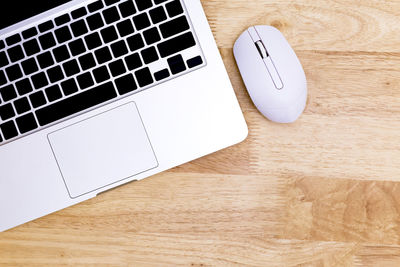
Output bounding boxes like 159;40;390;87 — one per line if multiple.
1;0;400;265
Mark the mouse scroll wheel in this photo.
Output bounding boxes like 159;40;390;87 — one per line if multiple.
255;40;269;59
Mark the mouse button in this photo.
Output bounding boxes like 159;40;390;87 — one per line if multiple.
263;56;283;90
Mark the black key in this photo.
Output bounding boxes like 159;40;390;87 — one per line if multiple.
37;51;54;69
36;82;117;126
166;0;184;17
5;64;23;82
6;34;21;46
0;52;9;67
14;97;31;114
71;19;89;37
77;72;94;89
167;54;186;74
29;91;47;108
31;73;49;89
103;6;120;24
157;32;195;58
149;6;167;24
132;13;151;31
0;103;15;120
109;59;126;77
141;46;159;64
92;66;110;83
100;26;118;43
69;39;86;56
45;84;63;102
0;121;18;140
135;67;153;87
105;0;120;5
0;134;2;142
110;40;128;57
126;33;144;51
143;27;161;45
53;45;71;63
0;70;6;86
154;0;168;4
55;14;71;26
16;113;38;134
124;53;142;70
61;78;79;96
21;58;39;76
115;73;137;95
39;32;56;50
88;0;104;12
116;19;135;37
0;40;4;50
15;79;34;96
55;26;73;43
0;84;17;102
118;1;136;18
187;56;203;68
84;32;103;50
79;53;96;70
7;45;25;62
23;39;41;56
135;0;152;11
160;15;189;39
94;46;112;64
62;59;81;77
72;7;87;19
87;13;104;31
38;21;54;33
47;66;65;83
154;68;170;81
22;27;38;39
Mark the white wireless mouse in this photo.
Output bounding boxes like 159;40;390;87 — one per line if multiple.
233;26;307;123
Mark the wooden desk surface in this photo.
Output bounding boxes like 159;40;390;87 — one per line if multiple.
1;0;400;266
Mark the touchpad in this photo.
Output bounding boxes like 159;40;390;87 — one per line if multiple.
48;102;158;198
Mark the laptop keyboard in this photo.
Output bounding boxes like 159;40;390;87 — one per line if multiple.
0;0;204;144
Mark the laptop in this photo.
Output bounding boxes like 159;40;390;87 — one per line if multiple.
0;0;247;231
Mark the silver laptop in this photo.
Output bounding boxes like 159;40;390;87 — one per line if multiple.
0;0;247;231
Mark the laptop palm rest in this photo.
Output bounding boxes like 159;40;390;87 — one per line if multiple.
48;102;158;199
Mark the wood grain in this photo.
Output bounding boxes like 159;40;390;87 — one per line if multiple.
1;0;400;265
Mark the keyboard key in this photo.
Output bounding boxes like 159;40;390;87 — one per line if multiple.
53;45;71;63
94;46;112;64
154;0;168;4
0;120;18;140
167;54;186;74
105;0;120;6
77;72;94;89
166;0;184;18
35;81;117;126
61;78;79;96
16;113;38;134
15;78;34;95
154;68;170;81
187;56;203;68
115;73;137;95
126;33;144;51
88;0;104;12
132;13;151;31
0;40;4;50
92;66;110;83
29;91;47;108
116;19;135;37
124;53;142;70
0;70;6;86
21;58;39;76
141;46;159;64
38;21;54;33
0;84;17;102
143;27;161;45
69;38;86;56
45;84;63;102
5;64;23;82
84;32;103;49
79;53;96;70
22;27;38;39
135;67;153;87
118;1;136;18
47;65;65;83
87;13;104;31
157;32;195;58
31;72;49;89
160;15;189;39
135;0;153;11
100;26;118;43
71;7;87;19
7;45;25;62
39;32;56;50
62;59;81;77
23;39;41;56
103;6;120;24
149;6;167;24
110;40;128;57
37;51;54;69
6;34;21;46
0;52;9;67
55;26;73;43
71;19;89;37
55;14;71;26
109;59;126;77
14;97;31;114
0;103;15;120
